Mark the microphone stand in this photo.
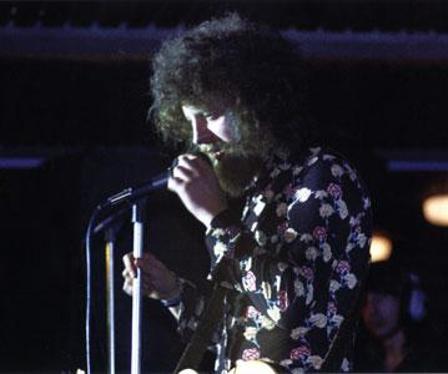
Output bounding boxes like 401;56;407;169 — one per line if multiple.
93;172;165;374
104;227;117;374
95;207;128;374
96;200;146;374
131;199;146;374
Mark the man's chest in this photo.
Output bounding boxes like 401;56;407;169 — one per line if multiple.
241;173;299;258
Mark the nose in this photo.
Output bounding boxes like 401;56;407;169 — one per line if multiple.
191;115;220;144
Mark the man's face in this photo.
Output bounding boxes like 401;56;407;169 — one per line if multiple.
362;292;401;339
181;104;262;197
182;104;240;160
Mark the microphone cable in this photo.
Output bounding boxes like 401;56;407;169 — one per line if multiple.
84;205;102;374
82;154;198;372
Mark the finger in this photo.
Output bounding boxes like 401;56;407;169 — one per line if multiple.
123;255;137;278
122;253;136;277
183;153;212;170
167;175;185;193
122;278;133;296
177;154;207;172
122;269;134;279
172;164;198;182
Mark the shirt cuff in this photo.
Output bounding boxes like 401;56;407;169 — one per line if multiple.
160;294;182;307
159;275;187;307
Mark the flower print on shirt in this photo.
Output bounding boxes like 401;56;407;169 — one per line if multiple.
173;147;372;373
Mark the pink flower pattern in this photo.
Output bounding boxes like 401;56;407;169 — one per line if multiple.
336;260;351;274
313;226;327;241
177;147;371;373
246;305;261;319
242;348;261;361
300;266;315;281
278;290;289;311
327;182;343;199
242;271;257;292
290;345;311;361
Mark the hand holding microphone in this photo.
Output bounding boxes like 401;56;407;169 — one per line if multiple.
168;153;228;228
100;151;227;228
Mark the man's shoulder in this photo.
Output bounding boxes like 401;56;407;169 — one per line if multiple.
286;146;372;216
288;146;361;179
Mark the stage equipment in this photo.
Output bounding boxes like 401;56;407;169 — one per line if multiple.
85;176;167;374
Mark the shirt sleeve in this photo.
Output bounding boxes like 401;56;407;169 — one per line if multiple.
164;276;225;350
205;154;372;371
163;277;207;341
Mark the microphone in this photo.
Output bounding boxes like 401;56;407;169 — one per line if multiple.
98;152;211;210
99;170;169;210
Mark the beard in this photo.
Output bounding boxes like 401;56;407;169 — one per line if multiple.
195;142;264;198
214;152;263;197
192;117;277;197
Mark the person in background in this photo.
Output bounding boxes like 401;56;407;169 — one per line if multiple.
355;260;444;372
122;13;372;373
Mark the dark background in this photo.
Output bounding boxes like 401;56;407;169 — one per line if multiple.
1;1;448;372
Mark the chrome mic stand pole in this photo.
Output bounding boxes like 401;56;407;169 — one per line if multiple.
104;228;117;374
94;206;128;374
131;200;146;374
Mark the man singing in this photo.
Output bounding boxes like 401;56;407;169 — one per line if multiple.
122;13;372;373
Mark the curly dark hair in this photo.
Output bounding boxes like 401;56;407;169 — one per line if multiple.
149;13;314;154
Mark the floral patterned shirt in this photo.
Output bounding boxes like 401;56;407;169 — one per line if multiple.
172;147;372;373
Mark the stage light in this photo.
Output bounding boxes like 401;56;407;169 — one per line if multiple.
422;194;448;227
370;231;393;263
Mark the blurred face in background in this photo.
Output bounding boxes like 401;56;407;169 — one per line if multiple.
362;292;401;339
